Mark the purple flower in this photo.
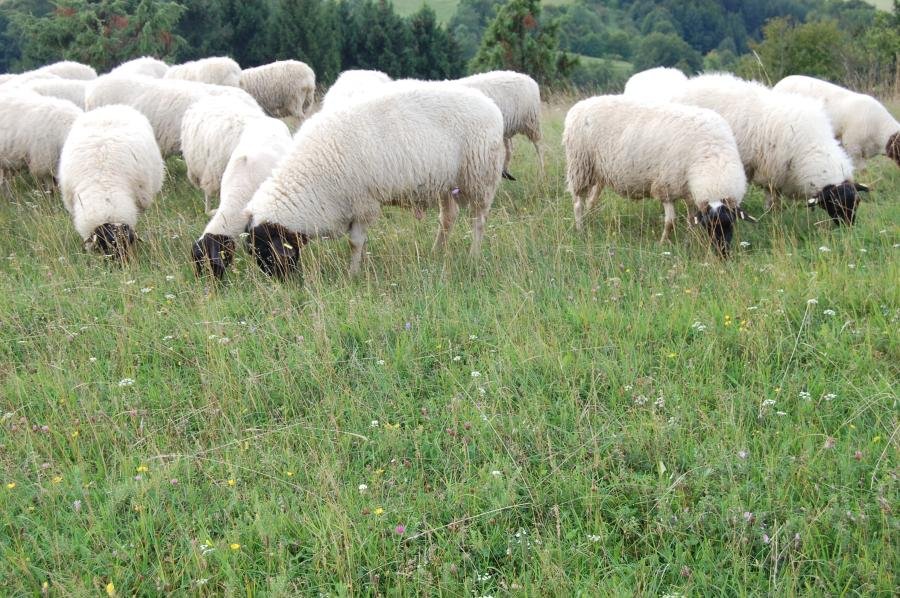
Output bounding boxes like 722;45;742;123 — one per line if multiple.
395;524;406;535
404;322;411;331
451;188;460;197
762;534;771;544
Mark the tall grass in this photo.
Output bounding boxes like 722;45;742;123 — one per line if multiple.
0;103;897;595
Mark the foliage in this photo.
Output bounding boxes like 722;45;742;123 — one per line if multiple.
472;0;576;85
633;31;702;74
448;0;502;62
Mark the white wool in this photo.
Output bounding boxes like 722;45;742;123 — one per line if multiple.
240;60;316;119
109;56;169;78
774;75;900;167
563;96;746;228
165;57;241;87
0;71;61;87
0;74;15;85
320;70;392;112
86;75;259;155
58;105;163;240
20;78;87;109
181;95;265;207
672;73;853;198
36;61;97;80
624;67;689;102
203;118;292;238
0;89;82;181
246;84;505;266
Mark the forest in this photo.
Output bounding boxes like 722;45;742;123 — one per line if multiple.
0;0;898;90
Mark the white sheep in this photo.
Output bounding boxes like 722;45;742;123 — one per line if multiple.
165;57;241;87
36;60;97;80
455;70;543;179
244;84;506;277
239;60;316;120
0;89;82;183
623;67;688;102
774;75;900;170
320;69;392;112
564;95;752;254
109;56;169;78
58;105;164;259
20;78;87;109
85;75;259;155
0;70;61;87
672;73;865;224
180;95;265;212
192;118;292;278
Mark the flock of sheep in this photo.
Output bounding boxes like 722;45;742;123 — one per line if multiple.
1;57;898;279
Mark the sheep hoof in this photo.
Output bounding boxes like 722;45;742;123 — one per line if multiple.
502;170;517;181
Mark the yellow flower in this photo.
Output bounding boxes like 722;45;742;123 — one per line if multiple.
873;436;882;444
71;430;79;438
133;504;143;512
51;476;62;484
667;352;677;359
374;468;385;476
6;483;15;489
135;465;148;473
227;478;236;487
285;471;294;477
373;507;385;516
105;582;116;597
384;422;400;430
230;543;241;551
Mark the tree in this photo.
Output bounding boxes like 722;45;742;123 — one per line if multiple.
633;32;702;74
272;0;342;83
472;0;577;86
408;6;465;79
448;0;503;62
736;17;845;84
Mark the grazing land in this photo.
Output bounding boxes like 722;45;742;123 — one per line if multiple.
0;100;897;595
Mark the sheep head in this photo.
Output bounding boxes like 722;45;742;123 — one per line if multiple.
85;223;135;262
691;202;756;258
887;132;900;167
807;181;866;225
192;233;236;280
246;222;307;278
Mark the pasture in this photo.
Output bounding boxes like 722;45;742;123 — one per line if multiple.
0;99;898;595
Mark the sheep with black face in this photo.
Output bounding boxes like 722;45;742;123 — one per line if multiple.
563;95;754;256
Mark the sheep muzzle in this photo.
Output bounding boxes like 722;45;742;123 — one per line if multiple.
246;222;306;278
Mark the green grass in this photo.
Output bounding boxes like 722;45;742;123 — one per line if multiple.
1;100;898;595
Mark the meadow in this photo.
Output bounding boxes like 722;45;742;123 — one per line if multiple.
0;99;898;595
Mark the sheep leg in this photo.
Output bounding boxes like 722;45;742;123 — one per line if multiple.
660;202;676;242
348;220;368;276
533;140;544;177
433;193;459;253
585;185;600;211
470;205;488;257
503;137;513;172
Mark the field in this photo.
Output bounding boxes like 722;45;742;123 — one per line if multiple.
1;99;899;595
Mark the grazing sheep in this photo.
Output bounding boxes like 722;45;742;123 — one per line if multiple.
239;60;316;120
320;69;392;112
0;89;82;183
181;95;265;212
564;96;753;255
244;84;505;277
192;118;292;278
85;75;259;155
0;74;15;85
58;105;164;259
455;70;543;179
0;70;61;87
37;60;97;80
20;78;87;109
672;73;865;224
624;67;689;102
109;56;169;78
165;57;241;87
774;75;900;170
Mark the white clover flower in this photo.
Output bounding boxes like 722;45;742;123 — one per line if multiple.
762;399;776;407
818;246;831;253
370;420;379;428
823;309;836;316
376;359;385;366
140;287;152;294
469;335;478;340
738;450;748;459
165;293;176;300
490;470;501;477
88;357;97;363
634;395;648;406
118;378;135;387
661;251;672;256
587;534;601;542
125;279;136;285
218;337;230;345
478;387;486;396
776;411;787;416
739;241;751;248
807;298;819;305
163;335;174;341
470;371;481;378
824;393;836;401
165;275;175;281
654;396;665;408
358;484;368;493
799;391;811;400
452;355;461;362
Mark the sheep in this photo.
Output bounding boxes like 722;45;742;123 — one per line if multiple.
58;105;164;259
0;89;82;183
672;73;865;225
0;70;61;87
623;67;689;102
563;96;753;255
320;69;393;112
165;57;241;87
244;84;506;277
85;75;260;155
20;78;87;109
0;74;17;85
192;118;292;278
180;95;266;212
773;75;900;170
239;60;316;120
109;56;169;78
454;70;543;180
36;60;97;80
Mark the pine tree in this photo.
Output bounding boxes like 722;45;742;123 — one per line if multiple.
409;6;465;79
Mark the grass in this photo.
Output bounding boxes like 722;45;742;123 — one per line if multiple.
1;99;899;595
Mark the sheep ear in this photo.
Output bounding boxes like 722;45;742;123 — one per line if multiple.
737;208;758;223
854;183;870;193
807;197;820;207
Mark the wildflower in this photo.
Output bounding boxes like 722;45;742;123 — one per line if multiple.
470;370;481;378
218;337;230;345
478;387;486;396
118;378;135;387
373;507;385;516
633;395;648;406
285;471;293;478
170;478;178;485
89;357;97;363
227;479;236;487
125;280;136;285
854;450;863;461
824;437;836;449
490;470;502;477
71;430;79;438
451;188;460;197
358;484;368;493
140;287;152;293
135;465;148;473
5;482;15;489
199;544;215;556
762;534;771;544
661;251;672;256
404;322;411;331
823;309;836;316
824;393;836;401
738;450;748;460
654;396;665;408
376;359;385;366
587;534;601;542
163;335;174;341
739;241;750;248
452;355;461;362
106;582;116;596
807;298;818;305
52;476;62;484
370;420;379;428
743;511;754;522
799;391;811;400
762;399;776;408
395;524;406;535
469;334;478;340
667;352;677;358
776;411;787;416
73;500;82;512
230;543;241;551
165;275;175;281
818;246;831;253
165;294;175;300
